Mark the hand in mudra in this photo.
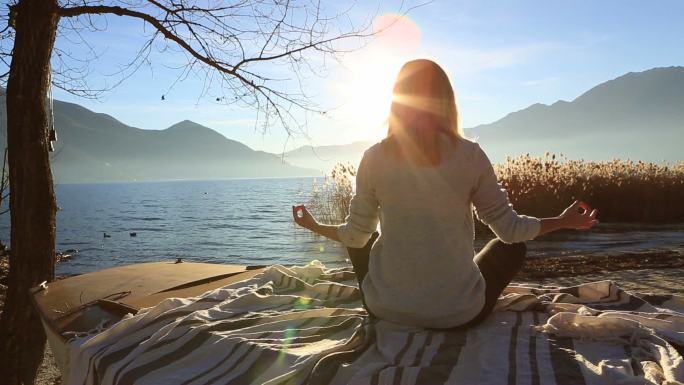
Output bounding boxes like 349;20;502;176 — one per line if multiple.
560;200;599;230
292;205;318;231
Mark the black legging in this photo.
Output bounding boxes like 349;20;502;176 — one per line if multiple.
346;233;527;329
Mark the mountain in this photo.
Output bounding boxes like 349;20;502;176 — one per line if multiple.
1;66;681;181
0;91;318;183
286;66;684;169
467;66;684;162
283;141;374;173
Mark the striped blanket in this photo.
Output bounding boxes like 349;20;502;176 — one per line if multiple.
66;262;684;385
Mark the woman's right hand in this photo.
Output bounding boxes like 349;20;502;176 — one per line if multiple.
559;200;599;230
292;204;319;231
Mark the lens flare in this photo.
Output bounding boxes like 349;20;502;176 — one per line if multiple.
277;298;312;361
373;13;422;52
277;327;297;363
295;296;311;310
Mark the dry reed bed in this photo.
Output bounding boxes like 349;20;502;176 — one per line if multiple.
498;153;684;222
309;154;684;224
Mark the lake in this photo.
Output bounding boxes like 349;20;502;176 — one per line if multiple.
0;177;682;276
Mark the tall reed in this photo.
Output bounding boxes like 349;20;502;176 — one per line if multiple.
497;153;684;223
309;154;684;224
307;163;356;224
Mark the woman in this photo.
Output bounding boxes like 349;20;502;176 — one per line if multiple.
292;59;598;329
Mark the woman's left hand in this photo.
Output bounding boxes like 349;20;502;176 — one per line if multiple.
559;200;599;230
292;205;319;231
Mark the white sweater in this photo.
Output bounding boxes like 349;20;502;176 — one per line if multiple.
337;138;540;328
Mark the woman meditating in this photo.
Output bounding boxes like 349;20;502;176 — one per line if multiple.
292;59;598;329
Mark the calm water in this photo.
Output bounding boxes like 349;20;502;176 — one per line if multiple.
0;178;682;276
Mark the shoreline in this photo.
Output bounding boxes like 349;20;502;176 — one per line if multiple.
518;247;684;279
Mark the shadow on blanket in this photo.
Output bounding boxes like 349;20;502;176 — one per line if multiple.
66;262;684;385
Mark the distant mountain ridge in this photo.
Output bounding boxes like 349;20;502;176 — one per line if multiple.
0;91;318;183
284;67;684;168
1;66;682;182
468;66;684;162
282;141;374;174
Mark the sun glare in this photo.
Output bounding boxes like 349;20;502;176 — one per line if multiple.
334;13;423;142
338;57;397;135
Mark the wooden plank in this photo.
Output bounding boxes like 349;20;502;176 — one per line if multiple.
32;262;248;324
123;268;267;309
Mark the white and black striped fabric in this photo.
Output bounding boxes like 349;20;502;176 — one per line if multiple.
66;263;684;385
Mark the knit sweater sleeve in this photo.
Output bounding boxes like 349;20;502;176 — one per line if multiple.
471;144;540;243
337;150;380;248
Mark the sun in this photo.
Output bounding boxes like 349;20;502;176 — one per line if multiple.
334;14;422;142
337;56;398;135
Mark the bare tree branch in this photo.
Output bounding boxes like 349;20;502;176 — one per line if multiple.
3;1;419;134
54;0;384;134
60;5;233;73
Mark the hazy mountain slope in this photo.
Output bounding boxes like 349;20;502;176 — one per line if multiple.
467;66;684;162
285;67;684;168
0;91;318;183
1;66;681;181
283;141;374;173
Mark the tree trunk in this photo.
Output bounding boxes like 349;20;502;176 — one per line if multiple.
0;0;59;383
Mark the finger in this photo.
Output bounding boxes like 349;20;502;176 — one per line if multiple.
570;200;586;214
577;201;590;211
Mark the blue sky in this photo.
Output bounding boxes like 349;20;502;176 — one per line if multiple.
48;0;684;153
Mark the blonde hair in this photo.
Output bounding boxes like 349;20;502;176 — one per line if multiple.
384;59;463;166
